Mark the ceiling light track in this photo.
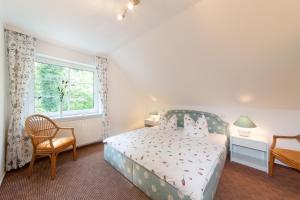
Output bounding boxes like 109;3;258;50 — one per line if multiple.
117;0;140;21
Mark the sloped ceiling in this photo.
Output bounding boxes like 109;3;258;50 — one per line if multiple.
3;0;300;109
3;0;200;53
111;0;300;109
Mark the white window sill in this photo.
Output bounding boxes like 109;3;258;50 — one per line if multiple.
52;113;103;122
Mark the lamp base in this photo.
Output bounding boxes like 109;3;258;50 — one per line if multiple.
238;129;251;137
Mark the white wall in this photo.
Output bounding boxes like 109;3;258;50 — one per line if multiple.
0;0;7;184
148;103;300;151
36;40;96;65
109;61;147;135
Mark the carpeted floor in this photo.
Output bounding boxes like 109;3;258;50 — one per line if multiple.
0;143;299;200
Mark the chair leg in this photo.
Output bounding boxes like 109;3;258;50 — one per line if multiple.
269;153;275;176
72;143;77;161
50;153;57;179
28;151;36;177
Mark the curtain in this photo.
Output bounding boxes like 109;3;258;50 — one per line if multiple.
95;56;110;140
6;30;36;171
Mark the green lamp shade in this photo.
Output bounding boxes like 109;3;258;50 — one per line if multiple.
149;111;159;115
233;116;256;128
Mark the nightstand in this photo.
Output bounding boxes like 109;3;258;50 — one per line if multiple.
230;134;269;173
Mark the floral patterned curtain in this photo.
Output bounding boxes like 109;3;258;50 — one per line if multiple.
95;56;110;140
6;30;36;171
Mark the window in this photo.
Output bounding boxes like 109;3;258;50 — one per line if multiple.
30;56;100;118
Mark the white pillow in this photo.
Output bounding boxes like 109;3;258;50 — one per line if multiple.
184;114;209;137
159;114;177;131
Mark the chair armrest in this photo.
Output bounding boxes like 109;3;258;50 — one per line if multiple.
271;135;300;150
58;127;76;138
29;135;55;148
274;135;298;139
59;127;74;131
32;135;54;139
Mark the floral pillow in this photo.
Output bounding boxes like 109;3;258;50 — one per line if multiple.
159;114;177;131
184;114;209;137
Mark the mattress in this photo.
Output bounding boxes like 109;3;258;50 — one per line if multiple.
104;127;227;200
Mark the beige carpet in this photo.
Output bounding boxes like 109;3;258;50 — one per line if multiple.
0;143;299;200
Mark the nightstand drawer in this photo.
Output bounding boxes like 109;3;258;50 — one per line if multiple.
232;137;267;151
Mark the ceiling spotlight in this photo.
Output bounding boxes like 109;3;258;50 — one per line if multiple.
128;2;134;10
117;0;140;21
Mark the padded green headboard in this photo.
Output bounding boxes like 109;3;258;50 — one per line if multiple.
165;110;229;136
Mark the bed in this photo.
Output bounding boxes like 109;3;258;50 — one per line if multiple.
104;110;229;200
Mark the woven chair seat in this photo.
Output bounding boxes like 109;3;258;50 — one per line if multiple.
37;137;75;152
272;148;300;167
269;135;300;176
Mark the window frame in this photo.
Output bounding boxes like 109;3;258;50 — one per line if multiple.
28;55;101;118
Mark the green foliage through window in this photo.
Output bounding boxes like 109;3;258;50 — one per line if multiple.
34;62;94;113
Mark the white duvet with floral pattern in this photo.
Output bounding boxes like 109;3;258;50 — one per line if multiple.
104;127;227;200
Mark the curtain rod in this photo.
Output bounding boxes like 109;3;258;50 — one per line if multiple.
96;56;108;61
4;28;37;40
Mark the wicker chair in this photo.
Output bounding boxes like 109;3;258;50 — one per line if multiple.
25;114;77;179
269;135;300;176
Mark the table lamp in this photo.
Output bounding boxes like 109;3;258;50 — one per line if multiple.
233;116;256;137
144;111;160;127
